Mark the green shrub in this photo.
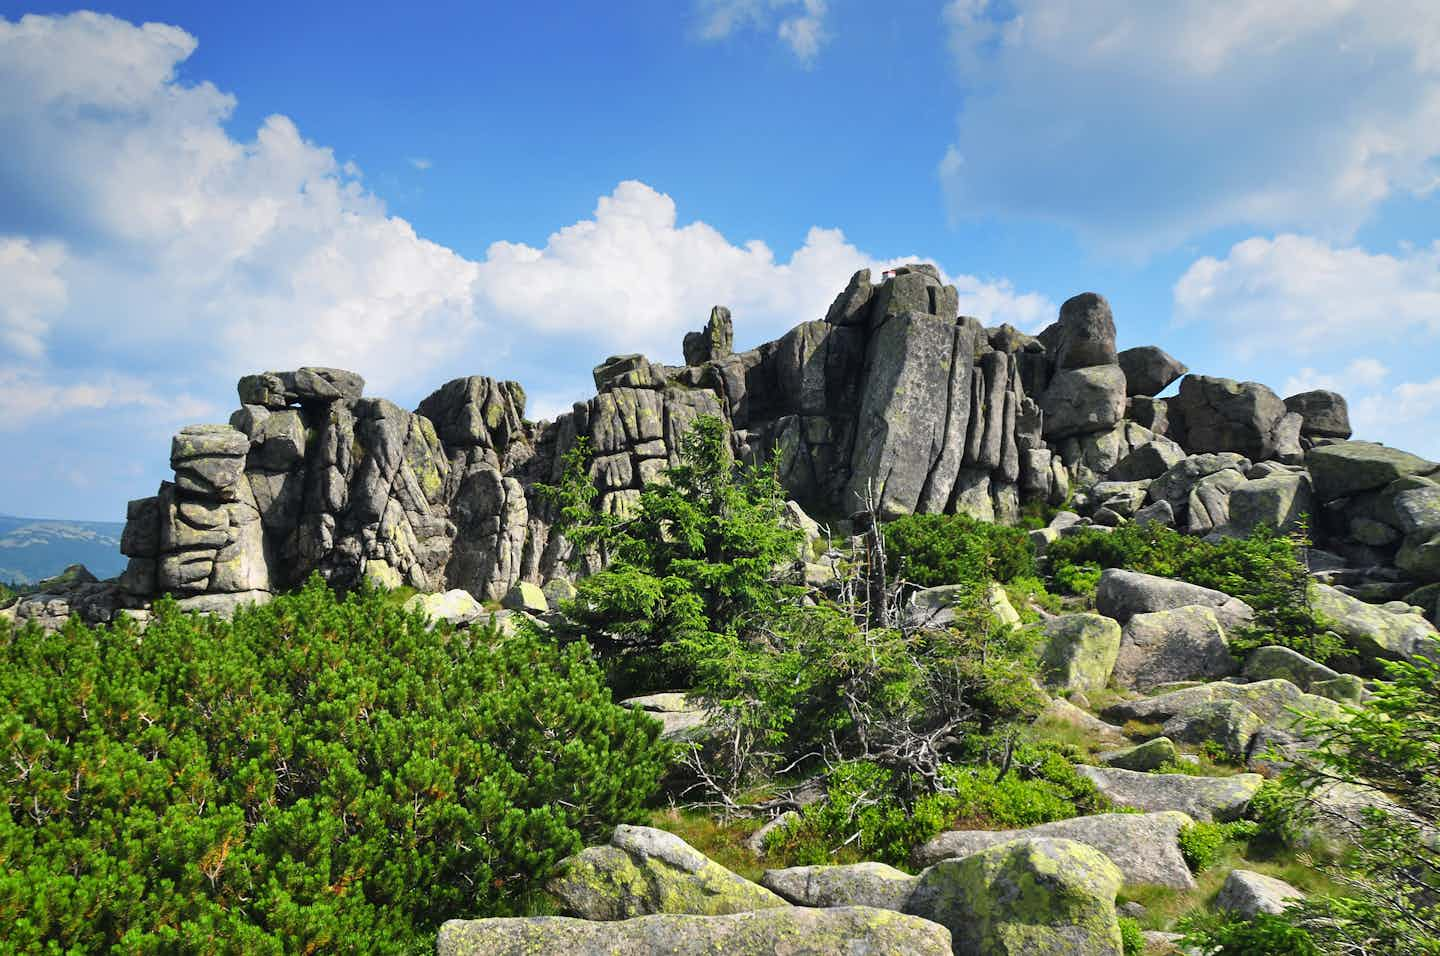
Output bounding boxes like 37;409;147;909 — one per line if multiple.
1118;915;1146;956
1052;560;1103;596
1178;911;1319;955
0;579;671;953
765;746;1103;868
1178;820;1259;872
883;512;1036;587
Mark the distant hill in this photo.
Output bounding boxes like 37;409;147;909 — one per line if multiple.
0;515;126;585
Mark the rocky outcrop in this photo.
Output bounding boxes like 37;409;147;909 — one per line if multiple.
73;265;1433;625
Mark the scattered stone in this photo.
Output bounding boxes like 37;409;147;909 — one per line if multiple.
1041;366;1128;440
1173;376;1288;461
1161;700;1264;759
1074;766;1264;822
1242;645;1339;692
1284;390;1351;439
404;589;485;628
1052;292;1119;369
1225;473;1313;536
437;906;953;956
1117;346;1187;398
1112;606;1237;690
619;693;712;741
1040;614;1123;694
1107;440;1186;482
501;581;549;614
547;825;788;920
1035;698;1130;748
913;811;1197;890
1214;869;1304;918
1099;737;1179;772
761;862;917;911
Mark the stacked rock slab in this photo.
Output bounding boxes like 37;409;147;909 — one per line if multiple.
107;266;1440;614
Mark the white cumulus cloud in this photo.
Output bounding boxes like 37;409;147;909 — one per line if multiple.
695;0;832;64
474;180;1055;361
939;0;1440;253
0;237;67;358
1173;234;1440;358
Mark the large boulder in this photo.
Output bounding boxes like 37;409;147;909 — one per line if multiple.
1214;870;1304;918
1051;293;1119;369
1225;472;1313;535
1117;346;1187;398
1041;366;1127;440
761;862;917;911
1102;678;1337;728
1099;737;1179;772
437;907;953;956
1172;376;1287;461
1147;453;1250;513
1161;700;1265;759
619;694;712;742
1112;606;1238;690
1040;614;1123;694
1284;390;1351;439
1311;582;1440;663
1306;441;1438;503
403;589;485;628
913;812;1197;890
1095;569;1252;629
905;837;1125;956
1075;766;1263;822
1241;645;1340;692
1106;440;1186;483
547;825;787;920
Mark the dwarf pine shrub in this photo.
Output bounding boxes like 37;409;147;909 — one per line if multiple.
0;578;670;953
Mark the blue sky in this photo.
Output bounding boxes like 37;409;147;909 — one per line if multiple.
2;1;1438;520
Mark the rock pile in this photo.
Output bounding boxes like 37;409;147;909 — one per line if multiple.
10;264;1435;625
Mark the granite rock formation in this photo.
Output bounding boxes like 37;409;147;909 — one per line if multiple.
12;264;1427;623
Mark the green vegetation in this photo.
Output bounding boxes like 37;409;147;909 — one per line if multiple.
883;511;1036;587
546;417;1052;804
1118;915;1146;956
0;579;670;953
1180;912;1321;955
1045;521;1340;662
1178;820;1261;872
763;748;1108;868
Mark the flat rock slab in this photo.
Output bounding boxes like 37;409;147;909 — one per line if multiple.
437;906;953;956
1095;569;1252;629
912;811;1197;889
761;862;917;911
1215;869;1304;918
1075;766;1263;822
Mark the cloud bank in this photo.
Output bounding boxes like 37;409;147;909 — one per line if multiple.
939;0;1440;253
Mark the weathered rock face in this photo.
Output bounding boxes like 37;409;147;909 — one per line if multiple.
1111;606;1237;690
101;266;1437;618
